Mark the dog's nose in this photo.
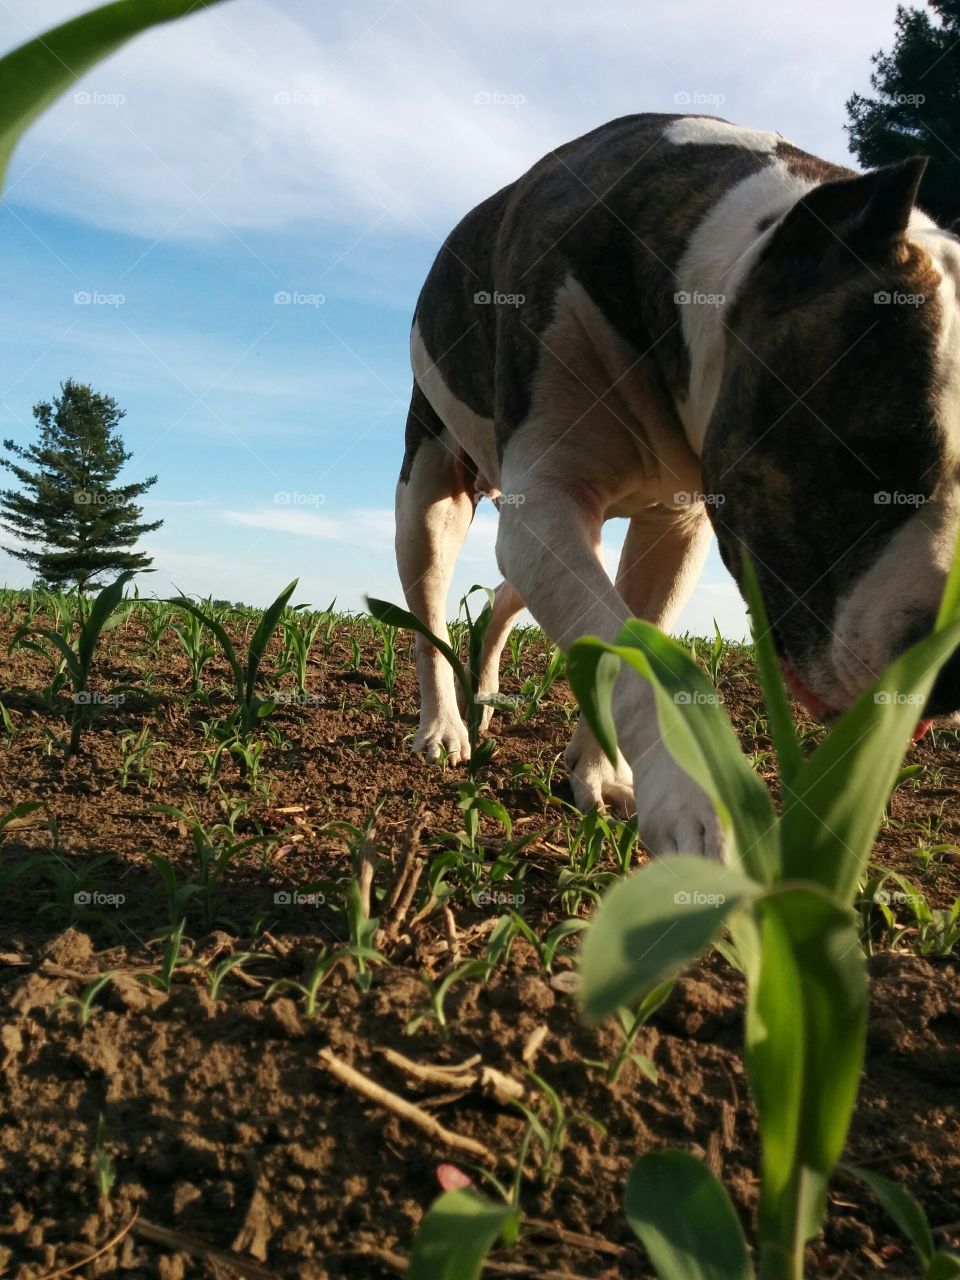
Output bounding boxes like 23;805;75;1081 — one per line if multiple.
927;645;960;717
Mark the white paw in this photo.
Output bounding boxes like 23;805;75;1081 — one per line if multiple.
564;720;635;818
632;751;726;861
411;713;472;765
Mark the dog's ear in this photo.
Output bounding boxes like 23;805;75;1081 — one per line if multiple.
765;157;927;261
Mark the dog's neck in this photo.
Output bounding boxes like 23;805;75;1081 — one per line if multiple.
673;162;817;455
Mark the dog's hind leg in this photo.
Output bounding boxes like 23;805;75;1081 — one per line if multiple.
396;384;475;763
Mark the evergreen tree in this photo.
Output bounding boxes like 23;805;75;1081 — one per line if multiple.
846;1;960;224
0;379;162;592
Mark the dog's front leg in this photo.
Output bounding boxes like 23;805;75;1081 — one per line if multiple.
496;478;725;859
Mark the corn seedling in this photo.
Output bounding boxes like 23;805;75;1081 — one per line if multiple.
171;607;218;697
581;978;675;1084
91;1113;116;1202
50;971;113;1026
517;644;566;722
277;605;326;695
373;619;400;694
142;919;188;993
405;538;960;1280
205;951;263;999
843;1164;960;1276
367;585;498;773
559;547;960;1280
266;948;337;1016
117;724;166;788
171;579;297;773
506;625;535;681
151;804;267;929
10;572;133;754
702;618;727;686
504;912;587;975
554;807;638;915
406;916;518;1036
509;1071;605;1188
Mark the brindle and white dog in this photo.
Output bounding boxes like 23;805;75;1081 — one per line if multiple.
395;113;960;860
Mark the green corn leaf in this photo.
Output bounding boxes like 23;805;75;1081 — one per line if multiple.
568;624;778;882
245;579;298;705
461;584;495;696
171;597;244;699
739;552;803;789
367;597;471;704
780;618;960;902
77;572;134;677
926;1255;960;1279
13;626;82;685
578;855;759;1021
625;1150;755;1280
564;637;621;764
842;1165;934;1264
0;0;229;191
744;887;867;1259
405;1189;517;1280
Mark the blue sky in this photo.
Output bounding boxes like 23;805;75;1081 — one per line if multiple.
0;0;904;634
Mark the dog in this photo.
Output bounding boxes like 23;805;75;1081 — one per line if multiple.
395;113;960;859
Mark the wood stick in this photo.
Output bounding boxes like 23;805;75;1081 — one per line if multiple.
35;1210;140;1280
318;1048;496;1164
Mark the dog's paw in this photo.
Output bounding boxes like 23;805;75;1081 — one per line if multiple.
411;714;472;765
564;723;635;818
633;755;726;861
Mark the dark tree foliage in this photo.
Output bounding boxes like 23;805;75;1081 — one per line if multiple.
846;0;960;224
0;379;162;592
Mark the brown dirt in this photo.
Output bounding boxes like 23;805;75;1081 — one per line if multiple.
0;609;958;1279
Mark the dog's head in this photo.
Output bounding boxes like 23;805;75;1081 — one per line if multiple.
702;158;960;719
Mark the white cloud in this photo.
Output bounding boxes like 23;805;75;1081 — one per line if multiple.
2;0;900;244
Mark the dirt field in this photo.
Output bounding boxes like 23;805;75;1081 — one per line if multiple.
0;600;958;1279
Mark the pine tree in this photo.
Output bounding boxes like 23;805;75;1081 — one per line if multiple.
0;379;163;593
846;1;960;224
